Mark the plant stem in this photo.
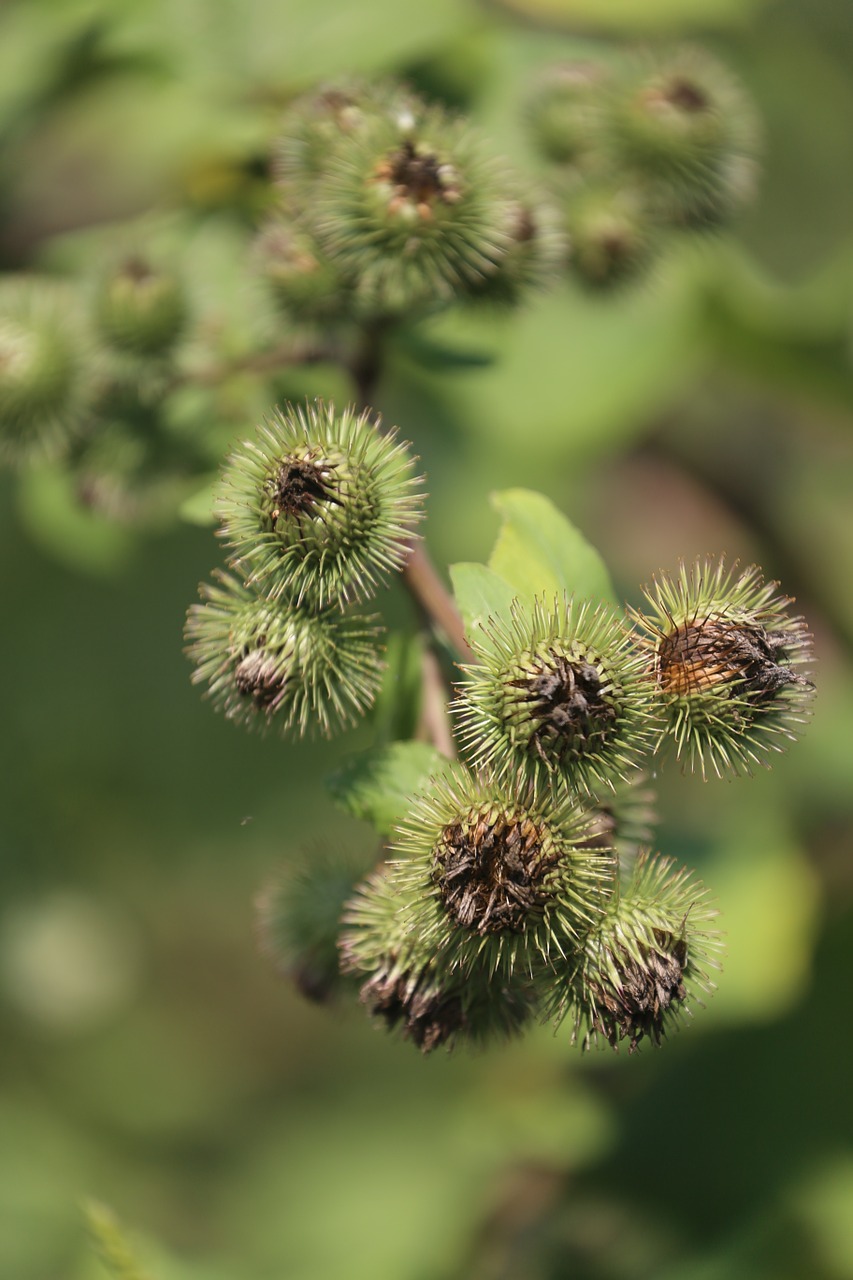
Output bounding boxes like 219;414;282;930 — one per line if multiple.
174;338;342;390
417;645;457;759
404;541;474;662
348;323;473;664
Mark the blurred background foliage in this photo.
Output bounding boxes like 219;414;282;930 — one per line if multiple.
1;0;853;1277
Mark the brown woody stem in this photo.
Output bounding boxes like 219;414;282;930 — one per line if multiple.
403;541;474;662
349;324;473;665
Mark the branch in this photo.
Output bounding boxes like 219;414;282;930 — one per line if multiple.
348;322;474;665
403;541;474;662
175;338;341;390
416;645;457;759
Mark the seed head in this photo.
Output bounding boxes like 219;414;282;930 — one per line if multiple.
184;570;385;737
562;176;660;290
0;278;94;466
600;47;760;228
465;194;570;306
256;850;369;1004
311;104;521;315
93;257;187;358
548;851;721;1052
252;218;351;323
342;767;615;985
216;401;424;609
631;558;814;778
455;594;660;797
354;952;537;1054
525;61;610;168
273;78;419;207
340;860;544;1053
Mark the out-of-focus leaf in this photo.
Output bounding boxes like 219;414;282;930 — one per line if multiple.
735;22;853;279
110;0;473;92
85;1200;152;1280
400;258;706;472
449;561;517;638
394;328;496;373
792;1156;853;1280
177;476;217;526
486;0;767;32
218;1054;612;1280
326;741;452;837
17;465;137;575
703;243;853;416
81;1199;229;1280
705;812;821;1025
488;488;615;605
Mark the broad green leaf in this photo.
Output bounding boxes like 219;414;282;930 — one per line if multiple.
326;741;452;838
449;562;517;639
488;488;615;606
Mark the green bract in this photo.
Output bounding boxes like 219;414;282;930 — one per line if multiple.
584;771;657;864
0;278;94;466
216;401;424;609
547;852;721;1052
632;558;814;779
184;571;385;738
454;594;660;796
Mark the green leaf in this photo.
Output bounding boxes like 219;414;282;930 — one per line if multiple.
85;1200;153;1280
449;562;518;638
393;252;706;475
488;488;615;606
704;810;821;1026
490;0;766;32
326;741;452;838
178;476;218;527
16;465;137;576
394;328;496;373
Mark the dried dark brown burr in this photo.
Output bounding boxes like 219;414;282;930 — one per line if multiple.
432;809;558;935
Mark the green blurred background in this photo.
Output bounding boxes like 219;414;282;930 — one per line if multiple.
2;0;853;1276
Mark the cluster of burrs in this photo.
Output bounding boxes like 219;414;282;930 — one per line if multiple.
253;76;568;323
0;47;759;498
185;400;425;737
193;406;814;1055
0;259;197;519
337;567;812;1053
525;45;760;287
